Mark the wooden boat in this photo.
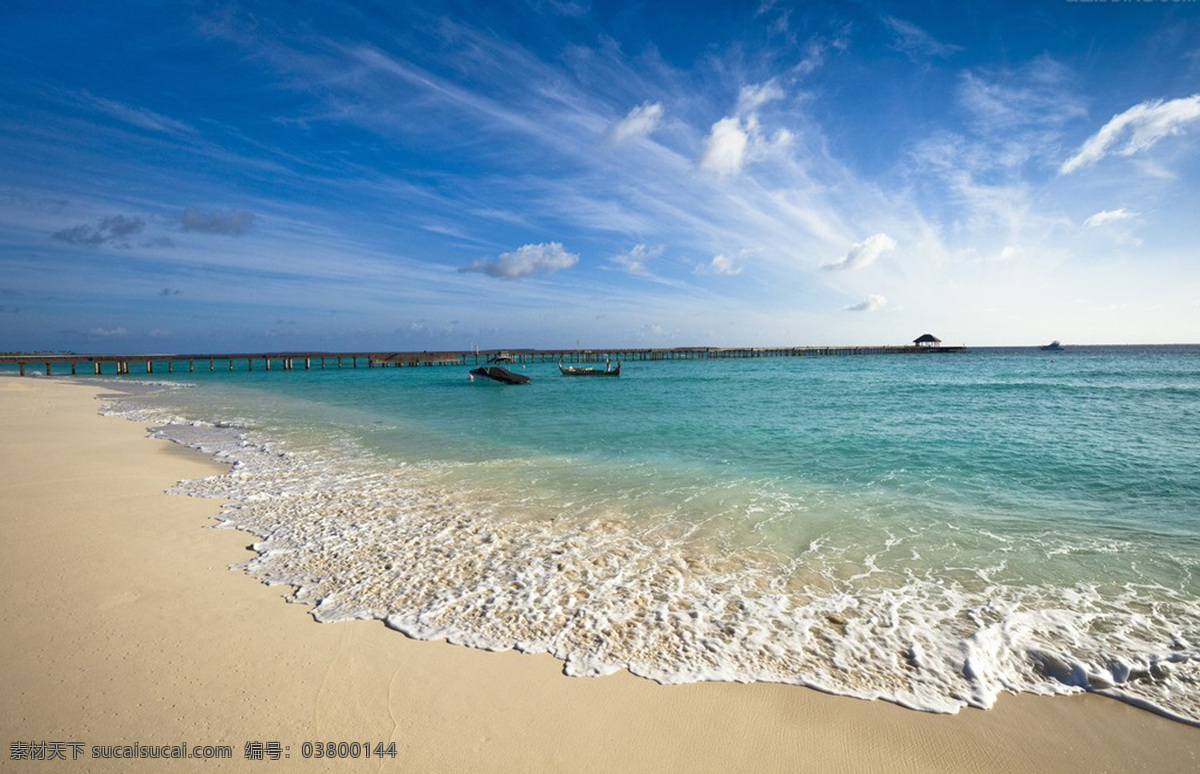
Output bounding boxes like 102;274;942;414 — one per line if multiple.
469;366;530;384
558;360;620;377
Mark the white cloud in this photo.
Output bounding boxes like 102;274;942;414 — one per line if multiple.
697;117;793;176
957;64;1085;134
698;116;750;175
735;81;784;115
755;126;795;159
534;0;591;17
459;242;579;279
947;59;1086;173
699;253;742;275
844;294;886;312
882;16;961;59
994;245;1022;261
794;39;827;76
1061;94;1200;174
607;102;664;144
1083;208;1134;228
88;326;128;337
77;91;194;135
698;80;790;176
821;233;896;271
611;243;664;274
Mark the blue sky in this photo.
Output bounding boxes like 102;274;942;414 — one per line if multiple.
1;0;1198;352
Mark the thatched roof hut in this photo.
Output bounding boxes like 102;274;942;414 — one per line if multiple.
913;333;941;347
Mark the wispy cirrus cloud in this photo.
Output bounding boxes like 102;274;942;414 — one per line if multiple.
88;326;128;337
181;206;256;235
75;91;194;135
954;58;1086;170
882;16;961;59
735;81;784;115
1061;94;1200;174
1083;208;1134;228
607;102;663;144
611;243;664;274
821;233;896;271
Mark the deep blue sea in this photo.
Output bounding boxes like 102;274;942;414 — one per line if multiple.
72;345;1200;723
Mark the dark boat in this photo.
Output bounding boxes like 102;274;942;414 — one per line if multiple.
469;366;530;384
558;359;620;377
1041;340;1064;351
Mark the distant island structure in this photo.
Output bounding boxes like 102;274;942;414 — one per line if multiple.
913;334;942;347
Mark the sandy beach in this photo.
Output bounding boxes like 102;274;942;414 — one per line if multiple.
1;376;1196;772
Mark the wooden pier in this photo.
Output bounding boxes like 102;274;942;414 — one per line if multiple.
0;344;965;377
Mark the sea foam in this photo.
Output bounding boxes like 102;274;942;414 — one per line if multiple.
101;387;1200;726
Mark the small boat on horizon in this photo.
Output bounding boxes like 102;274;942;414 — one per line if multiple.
558;358;621;377
1041;340;1064;351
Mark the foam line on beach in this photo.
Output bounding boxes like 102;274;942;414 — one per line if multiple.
96;385;1200;727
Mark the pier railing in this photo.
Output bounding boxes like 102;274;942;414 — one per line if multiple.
0;344;965;377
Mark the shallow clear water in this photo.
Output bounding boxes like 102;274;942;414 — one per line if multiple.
90;346;1200;722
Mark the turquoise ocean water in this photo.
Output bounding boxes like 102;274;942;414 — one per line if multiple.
82;346;1199;723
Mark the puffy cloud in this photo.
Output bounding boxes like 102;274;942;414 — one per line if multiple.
607;102;663;144
181;206;256;235
821;233;896;271
1083;208;1134;228
611;243;664;274
51;215;145;247
696;253;742;275
698;81;791;176
844;294;886;312
698;117;750;175
459;241;579;279
1060;94;1200;174
88;326;128;337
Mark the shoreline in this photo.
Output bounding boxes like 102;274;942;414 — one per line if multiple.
2;376;1197;772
